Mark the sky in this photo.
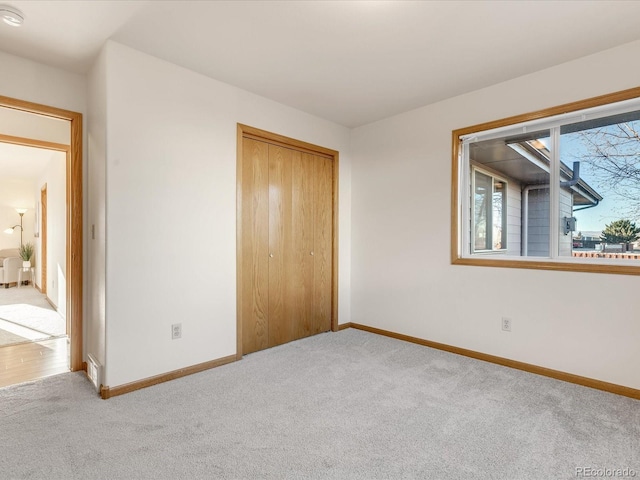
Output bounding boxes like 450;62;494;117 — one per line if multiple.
560;122;640;234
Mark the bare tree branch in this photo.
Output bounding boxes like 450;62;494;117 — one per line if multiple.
566;120;640;218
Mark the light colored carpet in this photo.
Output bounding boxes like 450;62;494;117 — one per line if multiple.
0;329;638;479
0;286;64;347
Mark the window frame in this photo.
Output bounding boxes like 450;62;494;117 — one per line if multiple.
451;86;640;276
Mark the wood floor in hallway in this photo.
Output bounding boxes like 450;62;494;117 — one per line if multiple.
0;336;69;388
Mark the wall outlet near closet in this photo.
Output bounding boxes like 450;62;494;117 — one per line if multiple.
501;317;512;332
171;323;182;340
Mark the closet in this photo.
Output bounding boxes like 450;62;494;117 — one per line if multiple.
238;126;337;355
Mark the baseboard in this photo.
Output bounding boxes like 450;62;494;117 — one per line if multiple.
338;322;352;331
100;354;237;400
347;323;640;401
45;296;56;310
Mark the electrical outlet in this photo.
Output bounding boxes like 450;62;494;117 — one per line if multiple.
171;323;182;340
501;317;512;332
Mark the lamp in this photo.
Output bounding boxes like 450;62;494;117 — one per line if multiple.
4;208;27;247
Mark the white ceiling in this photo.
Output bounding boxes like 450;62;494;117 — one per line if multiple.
2;1;640;127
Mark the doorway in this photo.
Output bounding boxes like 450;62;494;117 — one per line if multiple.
236;124;339;357
0;95;83;379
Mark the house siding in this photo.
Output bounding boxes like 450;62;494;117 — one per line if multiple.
506;181;522;256
527;188;550;256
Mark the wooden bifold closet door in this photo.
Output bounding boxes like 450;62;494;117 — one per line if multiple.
241;136;333;355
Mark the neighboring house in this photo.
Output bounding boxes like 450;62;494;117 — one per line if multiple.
574;232;603;250
470;135;602;257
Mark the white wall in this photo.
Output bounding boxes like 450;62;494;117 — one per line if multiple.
351;39;640;390
101;41;351;387
35;151;67;314
86;48;107;370
0;184;35;251
0;50;86;115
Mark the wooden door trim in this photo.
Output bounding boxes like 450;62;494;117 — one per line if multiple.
240;125;338;158
0;133;69;152
0;95;83;372
237;124;339;358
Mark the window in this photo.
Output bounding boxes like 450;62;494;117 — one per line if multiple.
452;87;640;275
472;168;507;252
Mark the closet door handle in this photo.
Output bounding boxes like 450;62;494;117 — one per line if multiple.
269;253;274;258
310;251;314;256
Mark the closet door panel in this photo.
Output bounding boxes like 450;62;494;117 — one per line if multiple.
268;145;296;347
241;138;270;354
292;153;316;340
313;155;333;334
240;130;335;355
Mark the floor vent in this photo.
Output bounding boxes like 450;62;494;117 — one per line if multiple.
87;354;102;392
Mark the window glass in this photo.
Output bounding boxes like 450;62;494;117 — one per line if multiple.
468;132;550;257
472;170;507;252
559;111;640;260
492;179;506;250
473;170;492;251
